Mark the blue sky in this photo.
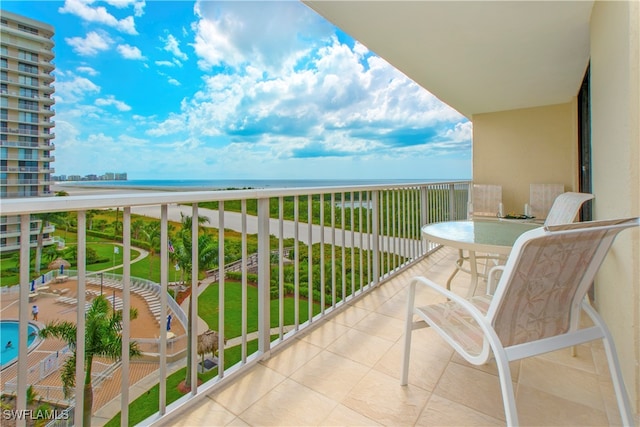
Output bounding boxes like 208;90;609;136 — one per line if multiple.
3;0;472;180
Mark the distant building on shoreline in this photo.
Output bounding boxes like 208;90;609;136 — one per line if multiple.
0;10;56;253
53;172;128;182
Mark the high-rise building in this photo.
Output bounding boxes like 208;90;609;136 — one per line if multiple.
0;10;56;252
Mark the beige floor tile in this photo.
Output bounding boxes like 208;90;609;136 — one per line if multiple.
433;361;507;421
590;342;633;425
290;350;371;401
596;378;624;426
319;403;381;426
373;293;408;320
374;328;452;392
299;319;350;349
172;397;237;426
516;384;609;426
342;368;430;426
351;289;391;311
238;378;338;426
450;352;521;380
262;337;323;377
212;364;286;415
379;277;410;296
417;394;503;426
331;304;372;327
591;345;615;379
326;328;394;368
351;310;405;342
153;247;630;427
536;344;597;374
225;417;250;426
519;356;604;410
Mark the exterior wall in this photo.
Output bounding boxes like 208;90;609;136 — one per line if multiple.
471;103;578;215
0;10;56;252
590;0;640;414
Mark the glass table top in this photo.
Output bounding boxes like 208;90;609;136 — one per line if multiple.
421;219;541;254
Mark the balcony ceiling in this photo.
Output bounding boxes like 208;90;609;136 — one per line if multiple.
303;1;593;118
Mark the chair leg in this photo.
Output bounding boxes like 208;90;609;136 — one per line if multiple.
446;249;465;290
582;303;634;425
493;348;519;426
401;281;417;386
602;337;634;426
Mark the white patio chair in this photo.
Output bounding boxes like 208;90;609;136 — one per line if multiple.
402;217;639;426
544;191;594;226
528;183;564;220
469;184;502;218
451;184;503;291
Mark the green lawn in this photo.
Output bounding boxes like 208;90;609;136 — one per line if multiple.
85;243;140;272
198;280;322;338
0;241;140;287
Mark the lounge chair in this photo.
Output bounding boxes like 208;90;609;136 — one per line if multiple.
402;217;639;425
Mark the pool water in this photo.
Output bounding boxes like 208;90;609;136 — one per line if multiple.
0;321;38;369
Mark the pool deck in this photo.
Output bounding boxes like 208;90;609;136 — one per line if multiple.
0;278;186;425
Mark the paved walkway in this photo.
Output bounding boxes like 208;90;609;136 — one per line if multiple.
131;204;416;254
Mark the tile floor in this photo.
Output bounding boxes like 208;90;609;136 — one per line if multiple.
165;247;635;426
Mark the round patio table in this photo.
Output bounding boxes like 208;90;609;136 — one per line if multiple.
422;219;541;295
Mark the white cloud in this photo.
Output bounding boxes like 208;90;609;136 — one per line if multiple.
59;0;139;35
192;0;332;74
53;2;470;180
117;44;145;60
161;34;188;61
95;95;132;112
104;0;146;17
148;35;467;166
76;66;99;76
66;31;113;56
155;60;174;67
443;121;473;143
54;74;101;104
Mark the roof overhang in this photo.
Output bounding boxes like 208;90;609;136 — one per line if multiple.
303;1;593;118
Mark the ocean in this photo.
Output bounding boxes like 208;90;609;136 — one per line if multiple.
56;178;458;191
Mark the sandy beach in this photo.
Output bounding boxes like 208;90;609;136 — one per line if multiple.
51;182;411;253
52;182;168;196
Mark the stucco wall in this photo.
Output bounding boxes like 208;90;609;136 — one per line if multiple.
590;0;640;414
472;103;578;215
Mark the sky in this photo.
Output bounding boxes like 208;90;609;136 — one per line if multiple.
2;0;472;181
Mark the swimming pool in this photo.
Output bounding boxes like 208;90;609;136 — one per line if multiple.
0;320;39;369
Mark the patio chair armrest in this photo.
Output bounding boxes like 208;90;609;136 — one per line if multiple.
486;265;506;294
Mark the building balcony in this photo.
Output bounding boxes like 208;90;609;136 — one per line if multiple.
0;140;55;150
1;178;53;186
0;154;54;162
0;182;634;426
0;25;54;48
0;165;54;174
0;190;54;198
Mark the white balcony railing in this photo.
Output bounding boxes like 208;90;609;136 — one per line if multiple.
0;180;470;426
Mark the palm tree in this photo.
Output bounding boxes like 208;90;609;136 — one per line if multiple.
33;212;59;275
86;210;100;230
38;295;140;427
132;219;145;241
171;213;217;390
42;245;60;266
142;221;161;278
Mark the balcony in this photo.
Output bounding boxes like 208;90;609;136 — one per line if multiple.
0;181;632;426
